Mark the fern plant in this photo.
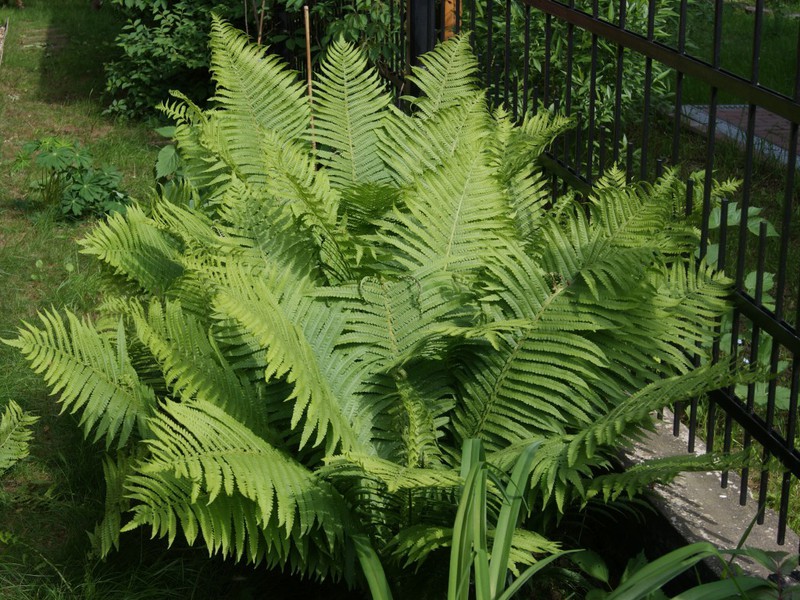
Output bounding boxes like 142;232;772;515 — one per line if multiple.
6;19;747;591
0;401;38;475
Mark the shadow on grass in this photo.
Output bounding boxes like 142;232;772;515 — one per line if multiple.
32;0;124;104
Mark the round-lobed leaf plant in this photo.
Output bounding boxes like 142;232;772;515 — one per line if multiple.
6;18;751;594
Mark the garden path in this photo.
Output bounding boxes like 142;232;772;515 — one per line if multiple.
682;104;800;169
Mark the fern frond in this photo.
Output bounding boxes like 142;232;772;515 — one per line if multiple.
213;266;360;452
80;206;184;296
313;38;392;188
588;452;748;503
89;452;133;557
406;34;479;119
126;400;350;561
377;141;516;277
0;401;38;474
6;311;155;448
325;454;462;493
127;298;269;434
209;17;309;145
378;92;490;186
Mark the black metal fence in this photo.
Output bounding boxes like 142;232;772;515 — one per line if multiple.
407;0;800;548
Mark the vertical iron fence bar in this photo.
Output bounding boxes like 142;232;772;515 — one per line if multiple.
760;118;799;524
779;288;800;544
639;0;656;180
671;0;689;165
612;0;626;164
487;0;494;92
717;200;733;488
575;112;583;179
565;0;575;116
523;5;531;116
544;12;552;106
741;223;768;506
504;0;511;107
456;0;462;33
779;354;799;544
391;0;395;74
625;142;634;183
685;179;699;450
598;125;607;176
587;0;599;183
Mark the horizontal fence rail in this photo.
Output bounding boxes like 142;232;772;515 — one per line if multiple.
441;0;800;547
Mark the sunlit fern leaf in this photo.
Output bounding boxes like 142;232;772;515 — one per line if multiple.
588;451;749;503
377;92;490;187
567;361;744;468
159;94;233;204
6;311;155;449
324;454;462;493
80;205;184;296
489;107;571;186
406;34;479;119
322;275;467;465
90;452;133;557
0;401;38;474
377;140;517;278
313;38;393;188
212;266;360;452
126;400;350;563
209;16;310;146
127;298;270;436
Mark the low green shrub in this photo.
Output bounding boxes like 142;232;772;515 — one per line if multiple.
16;137;129;219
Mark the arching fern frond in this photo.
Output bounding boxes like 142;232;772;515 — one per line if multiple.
406;34;479;119
125;400;351;566
587;451;749;503
213;266;360;452
377;141;516;278
80;206;184;296
5;311;155;448
0;400;38;474
208;16;310;145
313;38;392;188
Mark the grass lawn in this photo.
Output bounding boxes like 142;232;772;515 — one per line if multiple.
681;2;799;103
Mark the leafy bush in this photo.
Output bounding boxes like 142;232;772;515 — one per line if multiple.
8;20;749;593
16;138;129;219
104;0;242;119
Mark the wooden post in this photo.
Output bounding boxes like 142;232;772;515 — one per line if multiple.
442;0;461;40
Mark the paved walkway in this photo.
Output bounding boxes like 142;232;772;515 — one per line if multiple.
682;104;800;169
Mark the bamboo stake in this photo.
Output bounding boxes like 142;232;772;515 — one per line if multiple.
304;5;316;154
257;0;267;45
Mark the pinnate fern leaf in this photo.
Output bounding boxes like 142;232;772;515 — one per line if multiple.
0;401;38;474
6;311;155;448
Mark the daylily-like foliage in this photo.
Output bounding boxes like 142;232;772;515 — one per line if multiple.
7;18;743;589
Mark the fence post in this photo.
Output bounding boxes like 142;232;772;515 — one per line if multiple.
408;0;436;66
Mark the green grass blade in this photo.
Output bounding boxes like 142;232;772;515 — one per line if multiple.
352;533;393;600
670;576;770;600
488;441;541;596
